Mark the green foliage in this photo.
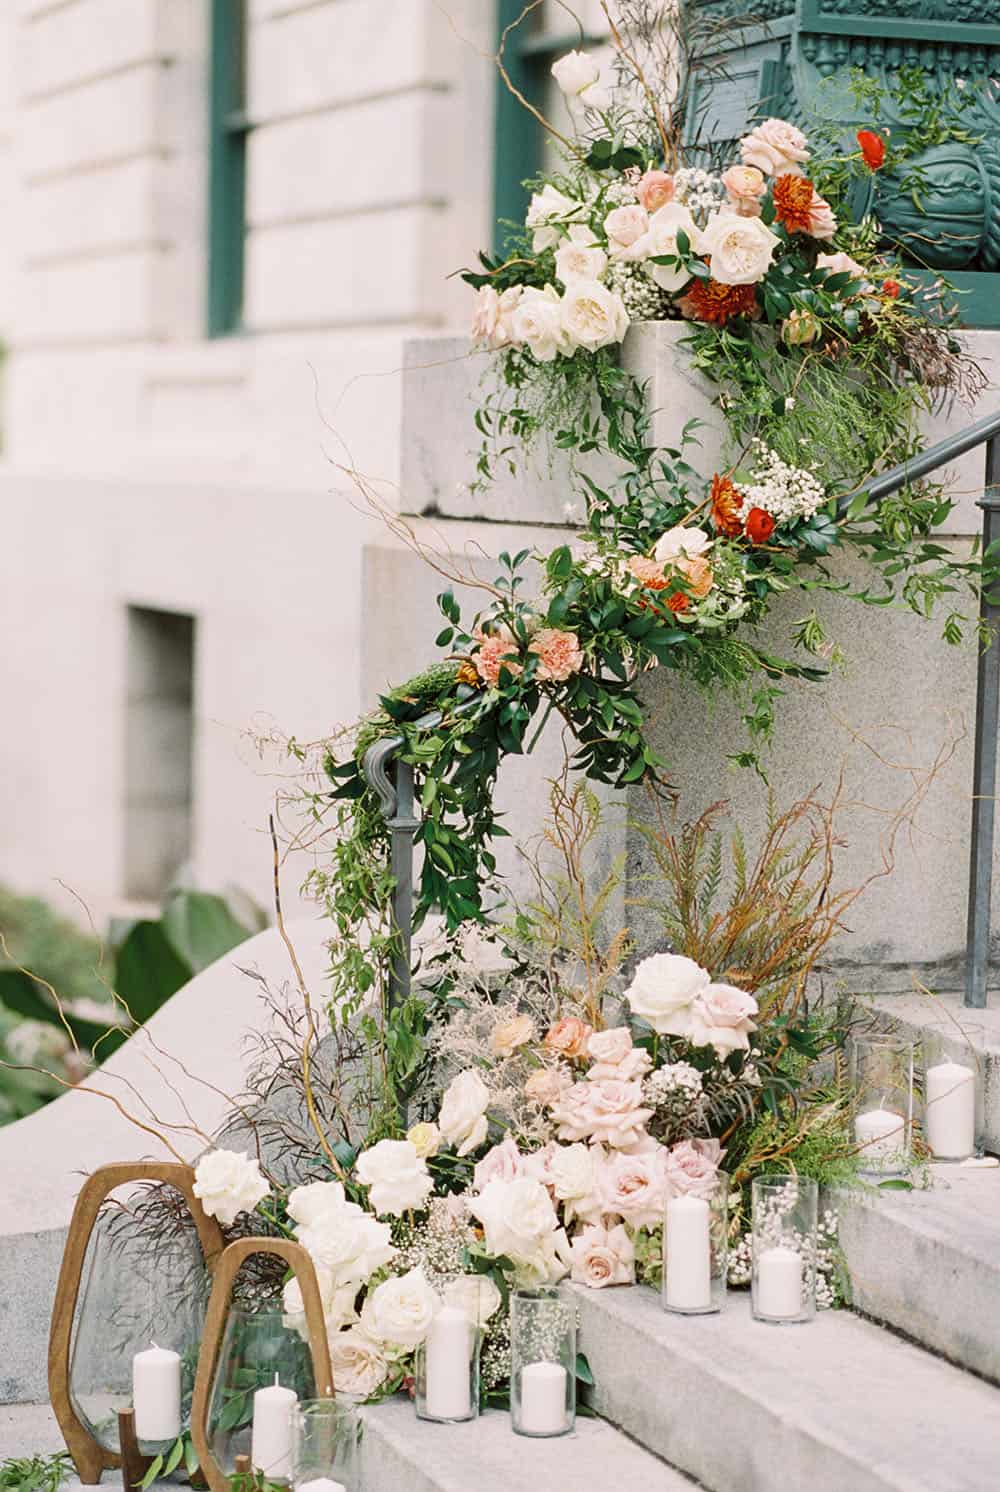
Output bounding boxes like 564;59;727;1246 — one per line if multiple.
0;1455;72;1492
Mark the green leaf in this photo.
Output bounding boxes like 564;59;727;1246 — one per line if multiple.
161;891;252;974
113;921;192;1025
877;1178;914;1190
575;1351;595;1386
163;1438;184;1477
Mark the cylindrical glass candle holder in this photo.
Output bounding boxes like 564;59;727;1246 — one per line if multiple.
662;1171;729;1315
850;1035;915;1178
414;1276;483;1424
751;1175;818;1325
510;1290;576;1439
921;1022;984;1162
292;1399;361;1492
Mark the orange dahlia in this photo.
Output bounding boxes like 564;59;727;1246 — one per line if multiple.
772;173;816;234
710;473;745;537
677;276;758;325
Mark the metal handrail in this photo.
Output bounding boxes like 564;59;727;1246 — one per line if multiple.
364;412;1000;1011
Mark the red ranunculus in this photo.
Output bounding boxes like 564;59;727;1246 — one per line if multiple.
857;129;886;171
881;278;901;299
745;507;776;545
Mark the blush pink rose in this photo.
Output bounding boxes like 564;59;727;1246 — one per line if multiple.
569;1221;635;1287
635;170;674;213
524;1066;573;1106
472;626;522;686
587;1026;652;1081
544;1016;593;1060
530;627;584;682
689;982;758;1057
664;1138;723;1199
551;1077;653;1149
473;1135;524;1191
597;1144;668;1229
721;164;767;216
739;118;810;176
604;203;649;254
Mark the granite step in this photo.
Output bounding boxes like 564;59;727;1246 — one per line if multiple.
573;1284;1000;1492
0;1399;700;1492
832;1162;1000;1382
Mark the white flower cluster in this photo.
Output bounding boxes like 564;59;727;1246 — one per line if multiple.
727;1209;841;1307
606;258;675;321
645;1061;704;1104
739;440;826;526
672;166;726;222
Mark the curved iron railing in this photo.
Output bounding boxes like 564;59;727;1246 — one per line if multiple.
364;410;1000;1011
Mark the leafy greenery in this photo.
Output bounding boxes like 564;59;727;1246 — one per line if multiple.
0;1455;72;1492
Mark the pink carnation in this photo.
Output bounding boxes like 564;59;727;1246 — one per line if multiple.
530;627;584;683
664;1138;723;1199
472;626;522;686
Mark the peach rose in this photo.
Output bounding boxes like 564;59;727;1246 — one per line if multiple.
664;1138;722;1199
544;1016;593;1059
524;1066;573;1106
569;1221;635;1287
628;554;670;591
676;553;714;600
551;1077;653;1149
721;164;767;216
635;169;674;213
530;627;584;683
492;1013;535;1056
816;250;866;281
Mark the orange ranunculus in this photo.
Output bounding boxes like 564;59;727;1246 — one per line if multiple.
628;554;670;591
667;555;714;613
745;507;776;545
677;276;759;326
857;129;886;171
881;277;901;298
710;473;745;537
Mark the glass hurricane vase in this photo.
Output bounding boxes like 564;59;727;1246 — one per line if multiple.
204;1309;319;1481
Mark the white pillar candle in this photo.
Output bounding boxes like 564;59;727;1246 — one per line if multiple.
132;1343;181;1442
925;1059;976;1158
664;1195;711;1311
296;1480;347;1492
251;1375;297;1480
424;1305;472;1420
519;1361;567;1436
854;1105;905;1163
756;1245;803;1319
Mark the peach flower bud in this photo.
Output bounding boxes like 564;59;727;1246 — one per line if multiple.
491;1013;535;1057
721;164;766;216
524;1067;572;1106
544;1016;594;1060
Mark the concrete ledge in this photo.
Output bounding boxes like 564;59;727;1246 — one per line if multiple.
833;1167;1000;1382
573;1284;1000;1492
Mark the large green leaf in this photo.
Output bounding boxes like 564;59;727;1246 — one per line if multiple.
113;920;192;1025
161;891;253;974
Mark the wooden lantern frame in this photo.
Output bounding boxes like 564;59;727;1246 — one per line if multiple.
190;1237;335;1492
48;1160;226;1485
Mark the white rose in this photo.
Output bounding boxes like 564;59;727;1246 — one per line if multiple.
510;285;567;364
740;117;810;176
604;204;649;257
653;526;711;565
561;279;629;351
701;210;781;286
636;203;703;290
192;1149;269;1227
546;1141;595;1202
551;49;600;97
286;1179;346;1227
328;1327;389;1400
569;1222;635;1288
355;1138;433;1218
443;1273;503;1326
624;952;711;1036
468;1176;560;1261
688;982;759;1057
438;1068;491;1156
297;1204;396;1289
361;1266;439;1350
555;233;608;286
511;1230;572;1288
525;184;580;251
282;1270;358;1339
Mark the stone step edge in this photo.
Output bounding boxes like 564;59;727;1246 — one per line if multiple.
572;1284;1000;1492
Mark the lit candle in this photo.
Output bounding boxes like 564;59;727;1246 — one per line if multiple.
664;1195;711;1311
756;1245;803;1320
295;1480;347;1492
519;1361;567;1436
925;1059;976;1159
132;1343;181;1442
251;1374;297;1479
854;1105;905;1165
424;1304;472;1420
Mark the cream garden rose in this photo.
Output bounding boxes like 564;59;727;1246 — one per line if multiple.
406;1121;441;1159
604;203;649;256
468;1176;568;1284
192;1149;269;1227
438;1068;491;1156
624;952;711;1037
444;1273;502;1326
555;226;608;286
654;525;711;565
638;203;703;291
560;279;629;351
525;184;580;251
701;210;781;286
510;285;567;363
328;1328;389;1399
286;1178;346;1227
689;982;759;1056
295;1203;396;1289
355;1138;433;1217
473;1134;523;1190
551;49;601;97
492;1012;535;1056
361;1266;439;1351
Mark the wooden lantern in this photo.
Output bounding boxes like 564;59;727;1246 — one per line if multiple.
48;1160;226;1485
190;1237;335;1492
